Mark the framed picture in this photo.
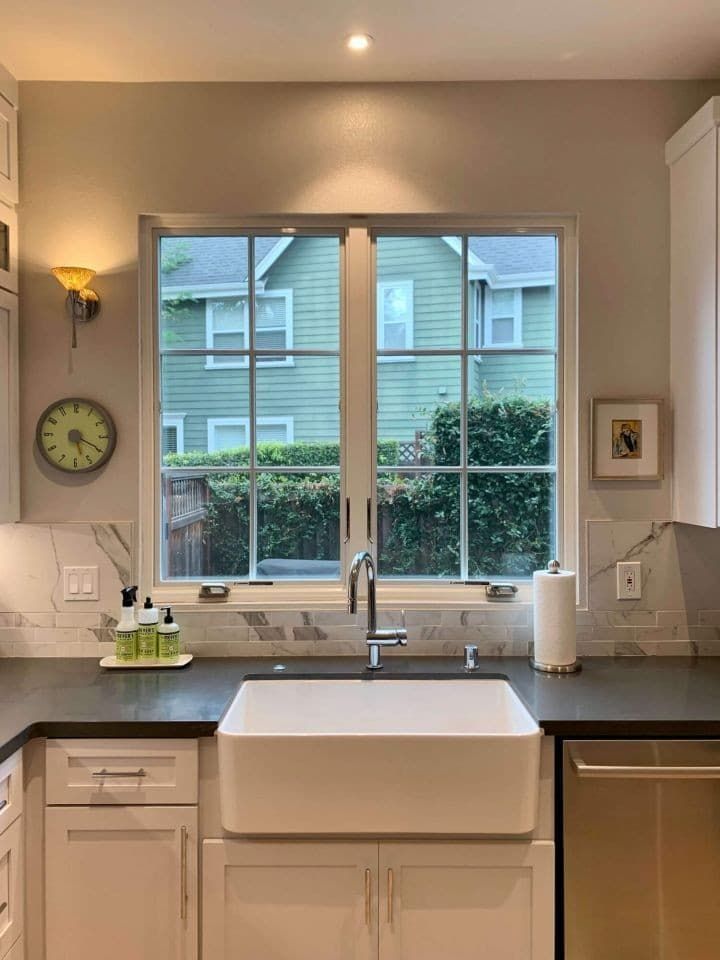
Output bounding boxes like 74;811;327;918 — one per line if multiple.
591;398;664;480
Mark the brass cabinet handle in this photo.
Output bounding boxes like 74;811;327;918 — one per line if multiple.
180;826;188;920
0;901;7;916
91;768;147;778
364;868;371;926
344;497;351;543
0;800;7;812
387;868;394;924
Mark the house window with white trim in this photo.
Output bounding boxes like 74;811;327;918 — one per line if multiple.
162;414;185;456
205;290;293;368
207;417;294;451
377;280;414;351
484;287;523;347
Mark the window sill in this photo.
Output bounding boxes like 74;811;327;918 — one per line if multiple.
152;580;535;610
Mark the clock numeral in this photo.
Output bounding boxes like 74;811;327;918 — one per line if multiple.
87;408;94;417
85;455;92;464
73;457;78;468
48;445;56;452
59;406;67;417
48;417;57;425
59;454;66;462
73;403;79;414
95;420;105;427
43;432;53;437
98;434;109;440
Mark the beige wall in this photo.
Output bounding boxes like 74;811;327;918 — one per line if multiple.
17;80;720;528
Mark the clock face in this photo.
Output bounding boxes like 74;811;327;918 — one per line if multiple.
36;398;117;473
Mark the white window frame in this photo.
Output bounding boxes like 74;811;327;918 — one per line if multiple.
140;215;578;609
377;279;414;362
207;416;294;451
205;289;294;369
161;413;186;454
484;286;523;348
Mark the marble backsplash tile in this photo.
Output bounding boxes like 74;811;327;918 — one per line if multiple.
0;518;720;657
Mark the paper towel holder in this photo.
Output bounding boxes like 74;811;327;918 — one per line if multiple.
530;559;582;675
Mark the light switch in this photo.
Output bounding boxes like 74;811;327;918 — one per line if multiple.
63;566;99;602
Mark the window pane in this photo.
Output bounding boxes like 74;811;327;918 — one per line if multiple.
162;471;250;580
377;472;460;578
467;355;556;466
376;236;462;349
254;236;340;350
160;236;249;348
468;473;555;577
378;355;461;466
256;356;339;466
467;236;557;349
257;473;341;579
491;316;514;344
160;356;249;466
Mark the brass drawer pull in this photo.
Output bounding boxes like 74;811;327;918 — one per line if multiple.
91;768;147;778
387;868;394;924
364;868;371;926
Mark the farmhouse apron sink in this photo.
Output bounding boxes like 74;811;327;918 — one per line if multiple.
217;678;542;835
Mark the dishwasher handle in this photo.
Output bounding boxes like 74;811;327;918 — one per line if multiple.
571;757;720;780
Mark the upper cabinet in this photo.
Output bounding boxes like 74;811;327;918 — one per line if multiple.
0;64;18;206
666;99;720;527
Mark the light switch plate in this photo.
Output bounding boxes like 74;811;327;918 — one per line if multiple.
63;566;99;602
616;561;642;600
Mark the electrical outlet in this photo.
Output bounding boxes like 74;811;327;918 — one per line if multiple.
63;566;99;601
616;561;642;600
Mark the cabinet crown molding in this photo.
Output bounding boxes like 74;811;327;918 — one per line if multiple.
666;97;720;166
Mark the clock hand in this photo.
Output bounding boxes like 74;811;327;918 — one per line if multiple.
79;438;103;454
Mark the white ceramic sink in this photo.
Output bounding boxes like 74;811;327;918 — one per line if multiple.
218;678;541;835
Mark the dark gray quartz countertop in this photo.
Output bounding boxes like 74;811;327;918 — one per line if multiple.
1;655;720;762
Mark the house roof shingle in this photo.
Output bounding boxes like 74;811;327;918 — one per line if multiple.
161;234;555;289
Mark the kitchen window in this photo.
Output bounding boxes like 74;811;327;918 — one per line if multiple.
142;217;576;601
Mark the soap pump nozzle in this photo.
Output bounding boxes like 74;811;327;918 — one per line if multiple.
162;606;174;625
121;586;138;607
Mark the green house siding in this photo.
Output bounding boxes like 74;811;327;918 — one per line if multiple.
161;236;556;454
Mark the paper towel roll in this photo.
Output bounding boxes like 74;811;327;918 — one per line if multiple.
533;567;576;666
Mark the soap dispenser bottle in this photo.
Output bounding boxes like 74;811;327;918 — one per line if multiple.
137;596;159;661
158;606;180;662
115;586;138;662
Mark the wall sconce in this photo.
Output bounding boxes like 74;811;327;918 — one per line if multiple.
51;266;101;348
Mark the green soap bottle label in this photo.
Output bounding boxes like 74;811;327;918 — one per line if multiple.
159;630;180;660
115;630;137;662
137;624;158;660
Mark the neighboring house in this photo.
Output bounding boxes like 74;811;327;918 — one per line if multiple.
159;234;556;457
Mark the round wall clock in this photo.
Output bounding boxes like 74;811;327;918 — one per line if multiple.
36;398;117;473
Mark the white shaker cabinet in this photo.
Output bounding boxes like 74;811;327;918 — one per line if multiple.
0;289;19;522
202;840;377;960
379;842;554;960
202;839;553;960
666;98;720;526
0;64;17;207
45;806;198;960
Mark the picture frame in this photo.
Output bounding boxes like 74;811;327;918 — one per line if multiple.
591;398;664;480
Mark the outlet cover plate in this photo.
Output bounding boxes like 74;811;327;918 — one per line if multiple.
616;561;642;600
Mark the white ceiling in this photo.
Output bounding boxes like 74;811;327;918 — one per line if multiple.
2;0;720;82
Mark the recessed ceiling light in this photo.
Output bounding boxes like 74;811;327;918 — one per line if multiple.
346;34;373;52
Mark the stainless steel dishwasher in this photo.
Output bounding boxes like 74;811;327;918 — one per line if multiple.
564;740;720;960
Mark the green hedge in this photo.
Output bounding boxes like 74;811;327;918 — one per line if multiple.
171;395;554;577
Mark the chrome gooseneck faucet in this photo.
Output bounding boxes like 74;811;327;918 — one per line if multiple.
347;551;408;670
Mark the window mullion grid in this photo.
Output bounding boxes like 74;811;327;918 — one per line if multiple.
460;235;469;582
248;238;257;580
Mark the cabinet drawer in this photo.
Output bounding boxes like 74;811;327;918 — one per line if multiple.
46;740;198;805
0;818;23;960
0;752;21;836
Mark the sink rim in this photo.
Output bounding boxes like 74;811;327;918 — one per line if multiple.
218;676;540;739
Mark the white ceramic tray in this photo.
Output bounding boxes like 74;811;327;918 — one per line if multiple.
100;654;193;669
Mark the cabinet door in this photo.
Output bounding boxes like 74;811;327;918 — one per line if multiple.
0;817;23;960
379;842;554;960
0;290;18;523
46;806;197;960
0;92;17;206
202;840;377;960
